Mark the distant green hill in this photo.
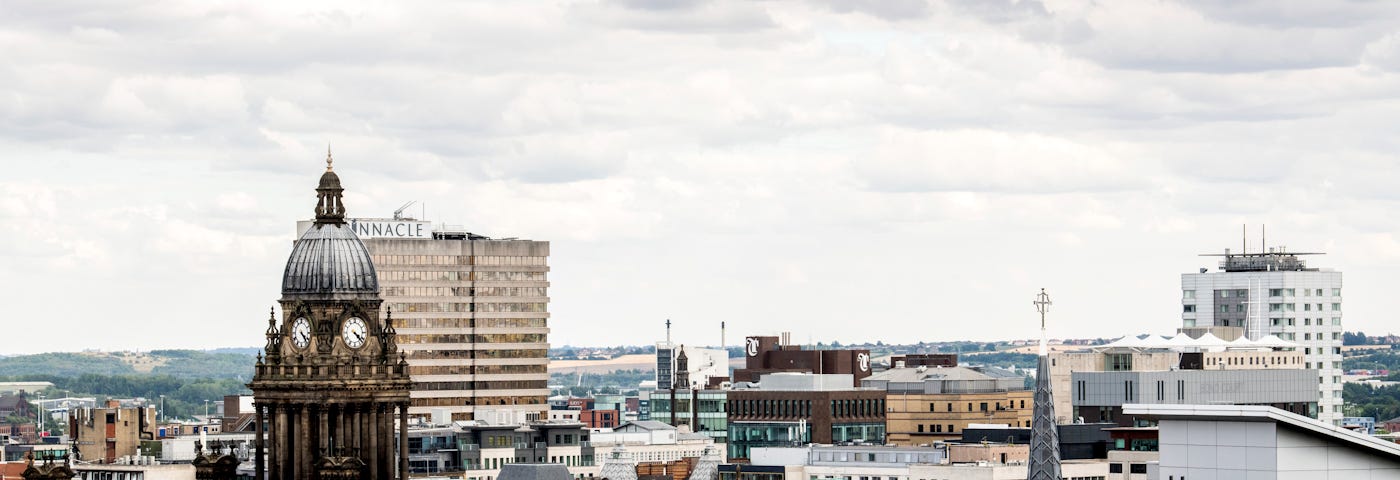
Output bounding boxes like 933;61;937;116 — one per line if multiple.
0;350;254;379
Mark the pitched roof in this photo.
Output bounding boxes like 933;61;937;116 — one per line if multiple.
618;420;676;431
499;464;573;480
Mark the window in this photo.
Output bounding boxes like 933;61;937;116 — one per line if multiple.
1333;288;1342;296
1131;464;1148;474
1304;304;1312;311
1316;289;1323;296
917;424;924;433
1332;317;1342;326
1220;305;1230;313
1271;318;1281;326
1303;289;1311;297
980;402;988;412
1269;303;1283;312
1304;318;1311;326
1183;304;1196;313
1109;464;1123;474
1220;290;1231;298
1235;289;1248;297
1269;288;1283;297
1184;290;1195;298
929;403;936;412
1332;303;1341;311
1285;288;1295;296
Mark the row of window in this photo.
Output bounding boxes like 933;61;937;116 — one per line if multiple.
411;395;544;408
396;318;548;329
378;270;548;282
404;349;547;360
1270;317;1342;327
400;333;547;344
373;255;548;266
926;400;1026;412
727;398;886;419
389;302;548;313
415;380;548;391
383;286;549;298
409;364;548;375
1187;303;1341;313
1184;288;1341;298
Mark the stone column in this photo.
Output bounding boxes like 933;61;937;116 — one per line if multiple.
368;404;379;480
332;404;343;454
318;404;329;458
382;403;394;480
268;403;281;480
255;402;265;480
398;402;409;480
299;404;311;480
360;403;371;462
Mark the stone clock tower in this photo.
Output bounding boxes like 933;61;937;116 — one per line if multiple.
250;154;413;480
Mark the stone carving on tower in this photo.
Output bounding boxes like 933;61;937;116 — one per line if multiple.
249;151;413;480
1027;288;1061;480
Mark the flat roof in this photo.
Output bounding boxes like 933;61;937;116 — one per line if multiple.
1123;404;1400;460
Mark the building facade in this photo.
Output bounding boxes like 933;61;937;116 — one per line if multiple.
1071;369;1319;426
404;420;597;479
1181;247;1344;424
725;375;885;462
297;222;551;421
69;404;155;464
650;390;729;444
734;336;871;387
863;365;1032;445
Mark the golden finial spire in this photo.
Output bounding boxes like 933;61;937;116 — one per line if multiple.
326;144;333;171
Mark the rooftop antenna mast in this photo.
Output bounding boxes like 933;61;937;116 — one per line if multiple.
393;201;417;220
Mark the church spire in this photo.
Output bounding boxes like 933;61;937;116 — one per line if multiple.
1028;288;1061;480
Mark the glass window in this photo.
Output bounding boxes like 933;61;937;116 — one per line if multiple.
1183;305;1196;313
1183;290;1195;299
1332;288;1342;296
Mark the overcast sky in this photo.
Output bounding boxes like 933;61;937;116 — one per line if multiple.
4;0;1400;355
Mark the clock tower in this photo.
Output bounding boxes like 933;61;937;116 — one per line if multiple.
250;153;413;480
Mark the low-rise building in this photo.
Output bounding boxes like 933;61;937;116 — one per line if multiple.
863;365;1032;445
592;421;715;464
402;419;598;480
1070;369;1318;426
1125;404;1400;478
69;403;156;464
649;389;728;444
725;374;885;462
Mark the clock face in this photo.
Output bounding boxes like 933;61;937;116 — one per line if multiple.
342;317;368;349
291;317;311;349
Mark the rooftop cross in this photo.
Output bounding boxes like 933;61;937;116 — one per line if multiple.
1033;288;1051;330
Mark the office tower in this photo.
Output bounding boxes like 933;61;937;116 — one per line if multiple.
1181;246;1343;425
297;217;551;422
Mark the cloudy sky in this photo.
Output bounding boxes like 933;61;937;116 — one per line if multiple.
4;0;1400;354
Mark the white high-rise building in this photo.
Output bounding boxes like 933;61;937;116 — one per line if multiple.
1181;246;1344;425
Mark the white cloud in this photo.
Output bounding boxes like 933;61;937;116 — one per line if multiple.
3;0;1400;352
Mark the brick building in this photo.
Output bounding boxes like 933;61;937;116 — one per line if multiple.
69;402;156;464
734;335;872;387
725;374;885;462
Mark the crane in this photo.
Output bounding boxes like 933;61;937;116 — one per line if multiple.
393;201;417;220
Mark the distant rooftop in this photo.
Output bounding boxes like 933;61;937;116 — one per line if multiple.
1199;246;1323;272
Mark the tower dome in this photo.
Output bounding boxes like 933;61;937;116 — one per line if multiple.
280;150;379;297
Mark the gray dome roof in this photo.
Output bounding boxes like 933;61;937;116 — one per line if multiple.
281;223;379;296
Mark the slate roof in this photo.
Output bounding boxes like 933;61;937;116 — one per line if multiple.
499;464;573;480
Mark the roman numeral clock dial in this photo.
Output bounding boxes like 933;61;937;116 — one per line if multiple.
342;317;367;348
